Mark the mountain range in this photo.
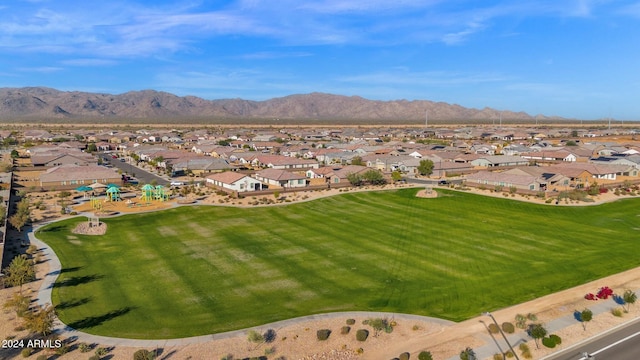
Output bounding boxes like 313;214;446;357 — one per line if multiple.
0;87;560;122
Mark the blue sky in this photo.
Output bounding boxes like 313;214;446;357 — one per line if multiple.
1;0;640;120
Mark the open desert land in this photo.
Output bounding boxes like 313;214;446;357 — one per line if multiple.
2;184;640;360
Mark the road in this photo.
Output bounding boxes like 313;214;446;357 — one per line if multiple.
100;154;169;186
544;318;640;360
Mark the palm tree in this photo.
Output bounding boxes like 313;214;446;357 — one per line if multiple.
623;290;637;313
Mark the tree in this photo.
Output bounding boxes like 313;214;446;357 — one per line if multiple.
362;169;387;185
391;171;403;183
580;309;593;331
247;329;264;350
368;318;385;337
10;149;19;158
347;172;364;186
58;191;72;213
3;254;35;294
623;289;637;312
459;347;476;360
24;304;56;336
9;213;28;233
528;323;547;349
86;142;98;152
351;156;365;166
418;159;434;177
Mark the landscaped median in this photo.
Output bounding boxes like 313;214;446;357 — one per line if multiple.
35;188;640;339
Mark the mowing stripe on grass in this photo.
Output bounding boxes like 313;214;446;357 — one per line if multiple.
37;189;640;338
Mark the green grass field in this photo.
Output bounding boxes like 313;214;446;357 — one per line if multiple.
36;188;640;339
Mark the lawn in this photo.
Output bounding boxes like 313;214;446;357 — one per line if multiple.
36;188;640;339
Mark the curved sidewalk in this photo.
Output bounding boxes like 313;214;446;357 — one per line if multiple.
28;220;454;348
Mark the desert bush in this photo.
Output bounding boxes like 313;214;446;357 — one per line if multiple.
95;347;109;356
519;343;532;359
502;322;515;334
317;329;331;341
55;344;70;355
412;324;421;331
487;323;499;334
418;351;433;360
611;307;624;317
505;350;514;358
399;352;410;360
493;354;502;360
88;356;101;360
346;318;355;325
263;329;277;343
341;326;351;334
78;342;91;353
247;330;264;343
542;337;556;348
21;348;32;358
36;355;48;360
264;347;276;355
527;313;537;321
220;354;234;360
133;349;155;360
356;329;369;341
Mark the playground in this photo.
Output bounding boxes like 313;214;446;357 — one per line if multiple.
72;183;175;214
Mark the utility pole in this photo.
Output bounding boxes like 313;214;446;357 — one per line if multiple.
483;312;520;360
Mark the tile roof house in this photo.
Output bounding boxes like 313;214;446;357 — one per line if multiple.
39;164;121;190
205;171;265;192
253;168;307;188
465;171;545;191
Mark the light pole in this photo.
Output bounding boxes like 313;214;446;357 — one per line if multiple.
483;312;520;360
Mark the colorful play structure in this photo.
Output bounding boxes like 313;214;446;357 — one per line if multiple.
84;183;169;212
140;184;169;202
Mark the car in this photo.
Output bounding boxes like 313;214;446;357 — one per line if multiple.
170;181;185;186
120;158;126;162
438;180;449;185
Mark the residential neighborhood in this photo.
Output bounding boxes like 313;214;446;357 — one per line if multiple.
3;125;640;197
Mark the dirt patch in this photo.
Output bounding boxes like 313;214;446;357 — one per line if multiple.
71;220;107;235
415;188;438;198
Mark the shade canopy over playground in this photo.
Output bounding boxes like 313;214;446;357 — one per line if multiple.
105;185;121;201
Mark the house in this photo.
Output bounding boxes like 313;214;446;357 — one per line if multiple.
170;157;230;176
39;164;121;190
205;172;265;192
253;168;307;189
470;155;529;168
465;171;544;192
254;155;319;170
325;165;369;185
520;150;577;162
31;152;95;167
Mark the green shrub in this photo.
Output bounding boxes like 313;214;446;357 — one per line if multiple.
356;329;369;341
418;351;433;360
346;318;355;325
488;323;499;334
341;326;351;334
549;334;562;345
133;349;155;360
542;337;556;348
55;344;70;355
21;348;32;358
399;352;410;360
502;322;515;334
317;329;331;341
